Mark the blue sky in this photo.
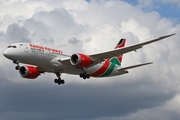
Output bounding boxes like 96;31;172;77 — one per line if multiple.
155;3;180;23
87;0;180;23
124;0;180;23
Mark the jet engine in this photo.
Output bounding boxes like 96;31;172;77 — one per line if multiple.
70;53;92;67
19;66;39;79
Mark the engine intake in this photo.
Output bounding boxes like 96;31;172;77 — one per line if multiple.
70;53;92;67
19;66;39;79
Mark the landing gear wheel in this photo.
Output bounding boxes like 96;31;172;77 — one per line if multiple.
57;79;65;85
61;80;65;84
80;73;83;78
13;60;20;70
54;73;65;85
54;79;58;83
80;72;90;79
15;66;20;70
86;75;90;79
83;76;86;79
58;80;62;85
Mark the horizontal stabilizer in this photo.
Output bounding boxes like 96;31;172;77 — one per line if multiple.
118;62;153;71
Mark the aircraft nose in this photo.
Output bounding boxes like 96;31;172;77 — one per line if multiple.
3;49;9;58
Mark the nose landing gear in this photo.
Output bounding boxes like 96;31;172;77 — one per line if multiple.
13;60;20;70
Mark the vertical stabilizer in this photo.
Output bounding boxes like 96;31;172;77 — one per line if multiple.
114;38;126;63
115;39;126;49
90;38;126;77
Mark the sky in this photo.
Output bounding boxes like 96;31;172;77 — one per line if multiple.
125;0;180;23
0;0;180;120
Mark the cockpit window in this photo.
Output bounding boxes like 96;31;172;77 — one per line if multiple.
7;45;17;48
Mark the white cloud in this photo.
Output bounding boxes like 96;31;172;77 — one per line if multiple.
96;94;180;120
0;0;180;120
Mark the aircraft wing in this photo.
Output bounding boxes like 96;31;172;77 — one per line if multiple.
59;33;175;66
89;33;175;65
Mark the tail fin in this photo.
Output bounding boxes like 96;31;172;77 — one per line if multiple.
115;38;126;49
114;38;126;63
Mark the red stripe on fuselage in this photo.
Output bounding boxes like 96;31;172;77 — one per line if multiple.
90;59;110;77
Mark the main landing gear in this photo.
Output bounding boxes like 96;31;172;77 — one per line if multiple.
79;72;90;79
54;73;65;85
13;60;20;70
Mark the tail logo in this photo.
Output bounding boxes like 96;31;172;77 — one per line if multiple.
90;38;126;77
115;39;126;49
90;57;121;77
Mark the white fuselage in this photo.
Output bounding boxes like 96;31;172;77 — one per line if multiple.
3;43;126;77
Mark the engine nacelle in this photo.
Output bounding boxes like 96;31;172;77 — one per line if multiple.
70;53;92;67
19;66;39;79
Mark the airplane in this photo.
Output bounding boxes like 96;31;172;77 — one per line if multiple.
3;33;175;85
